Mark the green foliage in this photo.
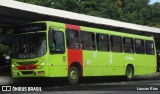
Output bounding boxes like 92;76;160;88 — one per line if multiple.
0;28;13;55
0;44;11;56
15;0;160;28
149;2;160;27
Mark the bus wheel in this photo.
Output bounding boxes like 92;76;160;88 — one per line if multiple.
125;65;134;81
68;66;80;85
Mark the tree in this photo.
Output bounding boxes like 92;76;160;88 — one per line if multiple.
15;0;160;28
150;2;160;27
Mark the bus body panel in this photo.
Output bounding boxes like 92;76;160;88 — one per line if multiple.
80;25;156;77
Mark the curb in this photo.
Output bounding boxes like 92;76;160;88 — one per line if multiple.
134;72;160;79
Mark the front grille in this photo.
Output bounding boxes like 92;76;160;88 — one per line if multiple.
21;71;33;75
17;61;38;66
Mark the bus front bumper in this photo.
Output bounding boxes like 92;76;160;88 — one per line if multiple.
12;69;49;78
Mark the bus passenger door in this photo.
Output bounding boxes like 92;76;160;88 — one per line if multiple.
48;28;68;77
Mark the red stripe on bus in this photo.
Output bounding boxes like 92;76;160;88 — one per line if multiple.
65;24;83;76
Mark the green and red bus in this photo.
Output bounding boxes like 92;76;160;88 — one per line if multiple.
11;21;157;84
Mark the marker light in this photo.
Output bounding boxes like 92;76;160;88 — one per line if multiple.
39;60;47;68
37;71;45;74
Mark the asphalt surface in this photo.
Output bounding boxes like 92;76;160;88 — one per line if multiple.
0;72;160;94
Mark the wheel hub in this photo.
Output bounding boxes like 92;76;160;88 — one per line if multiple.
70;71;77;80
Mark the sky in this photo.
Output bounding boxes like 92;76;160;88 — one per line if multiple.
150;0;160;4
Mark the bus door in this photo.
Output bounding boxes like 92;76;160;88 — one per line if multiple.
48;28;68;77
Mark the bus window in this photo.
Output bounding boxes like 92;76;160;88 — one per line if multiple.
110;36;123;52
123;37;134;53
145;41;155;55
66;29;80;50
49;30;65;54
96;34;110;51
135;39;145;54
80;31;95;51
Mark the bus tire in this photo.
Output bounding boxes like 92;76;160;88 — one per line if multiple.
125;65;134;81
68;66;80;85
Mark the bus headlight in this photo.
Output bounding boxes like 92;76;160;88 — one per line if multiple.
12;64;16;69
39;60;47;68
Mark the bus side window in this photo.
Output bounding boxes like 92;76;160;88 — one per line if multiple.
145;40;155;55
110;36;123;52
66;29;80;49
96;34;110;51
49;30;65;54
80;31;96;51
123;37;134;53
135;39;145;54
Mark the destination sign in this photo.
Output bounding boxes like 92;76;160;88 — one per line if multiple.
15;23;46;34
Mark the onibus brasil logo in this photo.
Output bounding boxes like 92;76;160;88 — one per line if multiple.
2;86;42;92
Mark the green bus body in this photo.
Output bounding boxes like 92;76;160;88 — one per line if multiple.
81;26;156;76
11;21;157;84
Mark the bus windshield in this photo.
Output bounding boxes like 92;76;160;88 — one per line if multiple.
12;32;46;59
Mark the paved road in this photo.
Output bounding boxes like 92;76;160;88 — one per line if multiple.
0;72;160;94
